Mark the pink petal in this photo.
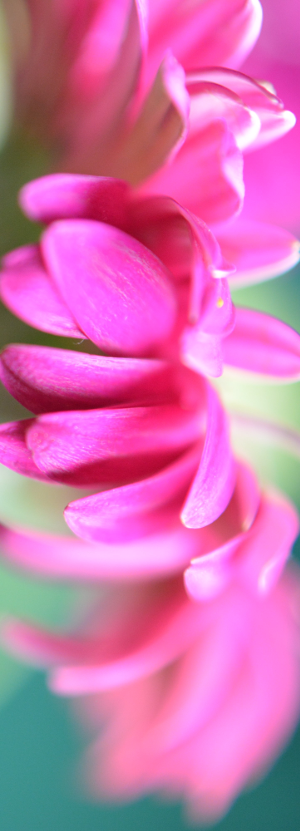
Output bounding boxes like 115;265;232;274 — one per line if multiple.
139;119;244;224
26;404;202;487
181;383;236;528
184;463;260;600
42;220;177;355
0;521;208;579
186;77;261;152
0;245;82;338
217;219;300;288
181;280;235;377
64;444;201;543
0;345;198;414
237;492;299;594
222;307;300;380
65;0;146;173
19;174;130;227
97;52;189;186
146;0;262;81
187;68;296;150
0;420;51;481
129;196;232;324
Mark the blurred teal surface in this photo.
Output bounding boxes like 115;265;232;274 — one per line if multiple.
0;676;300;831
0;131;300;829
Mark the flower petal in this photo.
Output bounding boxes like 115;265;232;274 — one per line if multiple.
237;492;299;595
188;68;296;150
0;245;82;337
222;307;300;380
99;52;189;186
146;0;262;79
0;345;198;414
0;420;51;481
217;219;300;288
140;119;244;224
19;174;130;227
181;384;236;528
64;444;201;543
42;219;177;355
0;521;209;578
26;404;202;487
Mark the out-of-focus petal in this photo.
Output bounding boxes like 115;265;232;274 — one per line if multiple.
64;444;201;543
0;244;82;337
0;345;200;414
26;404;202;486
42;219;177;355
0;521;210;579
99;52;189;185
217;219;300;288
184;463;260;600
146;0;263;82
181;384;236;528
139;119;245;224
237;491;299;594
19;174;130;227
222;307;300;380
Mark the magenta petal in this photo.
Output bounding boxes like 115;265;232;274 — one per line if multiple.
223;307;300;380
0;522;206;578
26;405;202;487
42;220;177;355
19;174;130;227
140;119;244;225
184;462;260;600
64;444;201;543
0;420;51;481
0;345;194;414
181;384;236;528
0;245;82;337
237;492;299;594
217;219;300;288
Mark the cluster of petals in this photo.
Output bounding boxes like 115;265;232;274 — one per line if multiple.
3;566;300;821
1;0;300;818
1;173;300;564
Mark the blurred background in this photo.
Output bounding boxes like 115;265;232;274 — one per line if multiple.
0;1;300;829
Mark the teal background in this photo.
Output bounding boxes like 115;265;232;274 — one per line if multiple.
0;131;300;830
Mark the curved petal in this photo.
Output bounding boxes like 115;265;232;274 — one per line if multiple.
42;219;177;355
0;521;209;578
26;404;202;487
222;307;300;380
64;444;201;543
237;491;299;594
0;345;199;414
217;219;300;288
99;52;190;186
139;119;244;224
0;420;51;481
19;174;130;227
187;78;261;152
181;384;236;528
0;244;82;337
184;462;260;600
187;68;296;151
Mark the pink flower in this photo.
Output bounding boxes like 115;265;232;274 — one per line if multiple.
3;563;300;820
0;173;300;564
